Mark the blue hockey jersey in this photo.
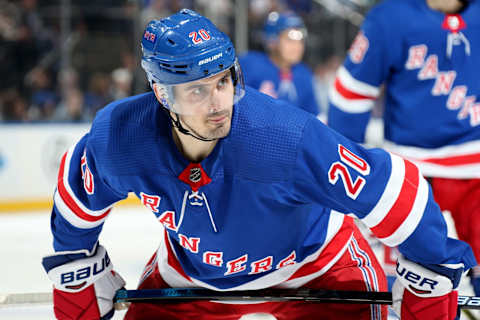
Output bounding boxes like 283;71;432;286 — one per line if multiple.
328;0;480;178
51;86;475;290
239;51;319;115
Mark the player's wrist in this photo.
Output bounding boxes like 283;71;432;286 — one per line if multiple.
395;254;463;298
392;254;465;320
42;244;125;319
43;245;114;293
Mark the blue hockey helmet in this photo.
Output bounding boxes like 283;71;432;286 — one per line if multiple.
141;9;244;114
263;11;307;43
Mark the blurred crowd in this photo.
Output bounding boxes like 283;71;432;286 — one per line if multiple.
0;0;140;122
0;0;373;122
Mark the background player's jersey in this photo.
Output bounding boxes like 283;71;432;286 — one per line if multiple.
328;0;480;178
239;51;319;115
51;87;475;291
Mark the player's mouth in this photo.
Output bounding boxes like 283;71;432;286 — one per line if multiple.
208;112;229;124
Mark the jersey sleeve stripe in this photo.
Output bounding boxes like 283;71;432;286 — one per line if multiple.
384;140;480;160
329;85;376;113
421;153;480;166
379;175;428;247
56;148;112;224
334;78;375;100
328;66;381;113
383;140;480;178
369;159;419;239
361;153;405;227
337;66;380;97
53;191;106;229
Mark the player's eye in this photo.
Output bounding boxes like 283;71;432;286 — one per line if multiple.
217;75;231;89
192;86;204;96
187;86;208;102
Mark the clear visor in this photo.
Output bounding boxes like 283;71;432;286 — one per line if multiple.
156;60;245;116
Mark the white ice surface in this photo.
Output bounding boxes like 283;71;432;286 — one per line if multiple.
0;205;161;319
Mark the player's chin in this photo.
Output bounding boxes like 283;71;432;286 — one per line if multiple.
206;123;231;139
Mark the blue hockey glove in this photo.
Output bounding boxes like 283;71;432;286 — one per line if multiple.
42;244;125;320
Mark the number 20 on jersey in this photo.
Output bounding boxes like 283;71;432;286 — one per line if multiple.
328;144;370;200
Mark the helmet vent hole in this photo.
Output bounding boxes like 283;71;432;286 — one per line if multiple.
167;38;176;46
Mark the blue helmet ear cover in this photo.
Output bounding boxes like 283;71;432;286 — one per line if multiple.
141;9;237;87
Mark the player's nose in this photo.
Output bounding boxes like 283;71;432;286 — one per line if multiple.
208;91;223;113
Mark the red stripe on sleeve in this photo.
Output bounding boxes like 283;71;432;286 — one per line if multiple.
57;152;111;223
422;152;480;166
370;160;419;239
334;78;376;100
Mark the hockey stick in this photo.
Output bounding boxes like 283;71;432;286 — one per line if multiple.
0;292;52;307
463;309;480;320
2;289;480;310
114;288;480;310
114;288;392;305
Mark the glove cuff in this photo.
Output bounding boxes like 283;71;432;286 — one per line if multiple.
396;255;453;298
45;245;114;293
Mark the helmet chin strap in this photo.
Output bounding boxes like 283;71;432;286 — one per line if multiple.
164;108;216;142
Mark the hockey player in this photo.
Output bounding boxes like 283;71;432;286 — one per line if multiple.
327;0;480;298
239;11;320;115
42;9;475;320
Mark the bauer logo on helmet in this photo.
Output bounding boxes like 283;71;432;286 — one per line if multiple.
198;53;223;66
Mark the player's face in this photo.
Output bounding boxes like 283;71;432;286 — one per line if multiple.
277;28;305;65
174;70;234;139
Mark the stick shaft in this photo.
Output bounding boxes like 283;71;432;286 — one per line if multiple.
2;289;480;310
115;288;480;309
0;292;52;307
114;288;392;305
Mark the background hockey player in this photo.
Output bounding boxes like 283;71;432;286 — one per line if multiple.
239;11;320;116
327;0;480;298
42;8;475;320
